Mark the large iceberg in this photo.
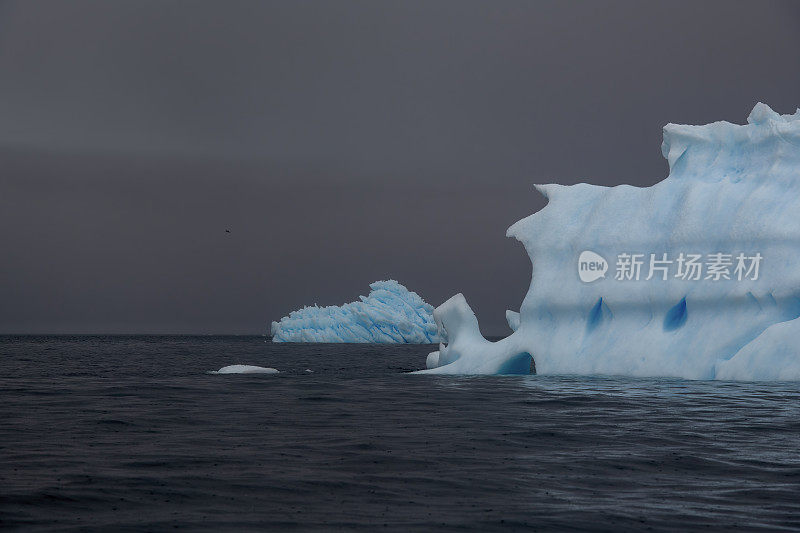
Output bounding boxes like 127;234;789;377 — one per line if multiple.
421;103;800;380
271;280;442;343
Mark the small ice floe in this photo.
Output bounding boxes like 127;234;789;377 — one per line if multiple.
209;365;279;374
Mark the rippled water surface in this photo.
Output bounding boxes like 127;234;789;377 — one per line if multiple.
1;336;799;531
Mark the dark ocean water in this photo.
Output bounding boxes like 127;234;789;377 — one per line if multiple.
1;336;799;531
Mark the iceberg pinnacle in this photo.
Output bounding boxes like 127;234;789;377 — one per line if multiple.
421;103;800;380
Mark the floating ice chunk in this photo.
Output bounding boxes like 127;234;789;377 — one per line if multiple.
210;365;279;374
271;280;442;343
418;103;800;380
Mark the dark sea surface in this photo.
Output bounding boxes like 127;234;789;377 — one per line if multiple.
1;335;799;531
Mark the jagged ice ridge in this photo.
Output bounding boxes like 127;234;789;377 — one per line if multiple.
271;280;442;343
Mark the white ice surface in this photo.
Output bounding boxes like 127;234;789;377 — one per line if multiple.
420;103;800;380
210;365;279;374
506;310;521;332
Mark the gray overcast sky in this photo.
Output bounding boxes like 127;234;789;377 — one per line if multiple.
1;0;799;334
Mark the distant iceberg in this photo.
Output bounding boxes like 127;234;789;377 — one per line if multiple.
420;103;800;380
271;280;442;343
